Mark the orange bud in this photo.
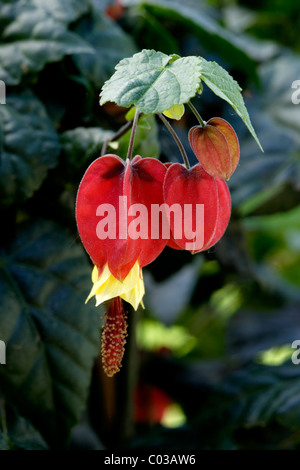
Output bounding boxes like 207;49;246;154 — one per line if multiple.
189;117;240;180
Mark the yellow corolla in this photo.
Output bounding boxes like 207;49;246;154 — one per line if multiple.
86;260;145;311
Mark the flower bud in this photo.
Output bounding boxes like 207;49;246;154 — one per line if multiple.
189;117;239;180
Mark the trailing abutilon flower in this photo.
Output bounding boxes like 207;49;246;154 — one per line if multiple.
76;115;234;377
76;154;167;308
76;153;167;375
163;163;231;253
188;117;240;180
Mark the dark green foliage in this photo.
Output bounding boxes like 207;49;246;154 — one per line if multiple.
0;0;299;450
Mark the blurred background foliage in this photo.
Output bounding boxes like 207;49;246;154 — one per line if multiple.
0;0;300;450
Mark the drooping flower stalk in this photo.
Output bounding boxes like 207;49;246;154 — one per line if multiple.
101;120;133;156
126;109;140;160
187;101;205;127
158;113;190;169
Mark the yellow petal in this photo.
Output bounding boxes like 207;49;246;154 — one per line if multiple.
85;264;111;303
121;269;145;311
91;265;99;283
86;260;145;310
163;104;185;120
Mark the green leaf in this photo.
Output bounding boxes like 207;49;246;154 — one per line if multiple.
60;127;114;168
0;405;48;450
0;431;9;450
131;7;179;56
230;54;300;209
0;91;60;206
199;58;263;151
222;5;279;62
228;306;300;362
257;54;300;145
0;220;100;447
172;359;300;448
73;7;137;87
243;206;300;234
221;362;300;431
31;0;91;24
129;0;265;74
100;49;201;114
0;2;93;85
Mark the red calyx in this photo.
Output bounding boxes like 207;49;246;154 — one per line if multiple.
76;154;167;281
163;163;231;253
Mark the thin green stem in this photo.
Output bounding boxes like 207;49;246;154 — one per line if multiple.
158;113;190;169
126;109;140;160
101;120;133;156
188;101;205;127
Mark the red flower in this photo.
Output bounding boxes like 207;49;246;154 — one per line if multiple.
105;0;125;21
76;154;167;310
189;117;240;180
163;163;231;253
135;383;173;424
76;152;232;377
